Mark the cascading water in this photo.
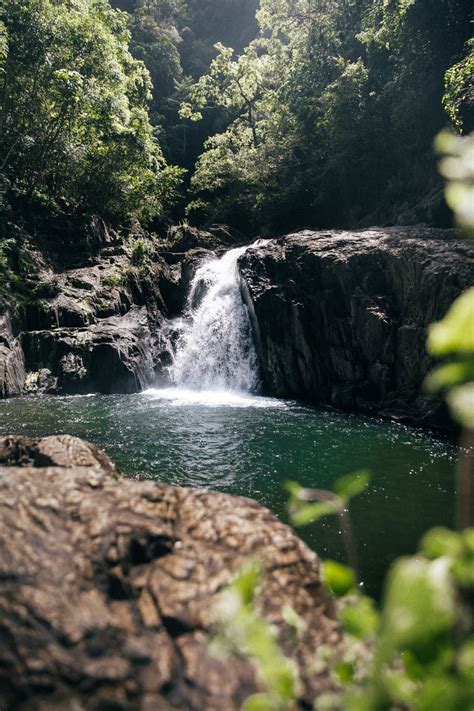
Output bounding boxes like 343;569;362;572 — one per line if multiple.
168;245;261;394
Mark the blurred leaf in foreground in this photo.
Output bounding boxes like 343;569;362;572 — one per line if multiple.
211;561;298;711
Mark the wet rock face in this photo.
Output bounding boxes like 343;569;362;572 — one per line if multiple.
22;307;158;395
239;227;474;426
0;435;340;711
0;226;195;397
0;309;26;397
2;221;472;423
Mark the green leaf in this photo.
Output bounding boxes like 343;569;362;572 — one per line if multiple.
420;527;463;560
322;560;356;598
291;500;339;527
452;555;474;588
415;676;465;711
213;561;297;707
333;471;371;502
233;560;261;606
282;603;307;638
458;638;474;683
380;557;456;661
284;480;303;498
242;693;277;711
335;661;355;684
427;289;474;357
340;596;379;638
446;383;474;428
344;690;383;711
463;528;474;553
264;661;296;703
424;360;474;393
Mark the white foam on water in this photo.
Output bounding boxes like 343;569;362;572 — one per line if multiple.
143;387;288;409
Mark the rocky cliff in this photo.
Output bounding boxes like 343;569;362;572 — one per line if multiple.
0;435;341;711
0;217;215;396
2;220;473;427
239;227;474;427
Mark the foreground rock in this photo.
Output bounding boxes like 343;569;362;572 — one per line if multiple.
240;227;474;427
0;435;341;711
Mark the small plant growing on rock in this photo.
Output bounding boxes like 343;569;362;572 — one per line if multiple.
212;561;299;711
102;270;124;288
131;238;148;266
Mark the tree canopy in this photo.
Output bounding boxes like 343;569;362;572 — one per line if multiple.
181;0;472;232
0;0;182;224
0;0;472;232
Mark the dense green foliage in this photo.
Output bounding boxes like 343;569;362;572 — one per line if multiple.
182;0;472;232
444;37;474;130
107;0;259;173
215;510;474;710
1;0;471;231
426;131;474;429
0;0;182;223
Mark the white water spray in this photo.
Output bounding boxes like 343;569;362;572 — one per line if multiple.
168;245;261;393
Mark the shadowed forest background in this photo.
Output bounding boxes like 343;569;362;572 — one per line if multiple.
1;0;472;237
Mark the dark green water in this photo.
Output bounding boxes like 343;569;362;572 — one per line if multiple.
0;387;456;597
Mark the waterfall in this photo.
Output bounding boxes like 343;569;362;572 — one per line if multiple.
168;245;260;394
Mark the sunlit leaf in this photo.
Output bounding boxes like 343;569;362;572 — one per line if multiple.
212;561;298;707
282;603;307;639
340;595;379;638
424;360;474;393
242;693;276;711
414;676;465;711
335;661;355;684
427;289;474;357
291;500;340;527
420;527;463;560
322;560;356;598
333;471;371;502
446;383;474;428
233;560;261;606
284;480;303;499
380;557;456;661
458;639;474;683
452;556;474;588
344;690;383;711
463;528;474;553
265;660;297;702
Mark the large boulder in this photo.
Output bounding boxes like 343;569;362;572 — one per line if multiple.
0;435;341;711
239;227;474;427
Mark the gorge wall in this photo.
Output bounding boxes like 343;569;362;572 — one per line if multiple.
239;227;474;427
0;219;214;397
1;222;473;427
